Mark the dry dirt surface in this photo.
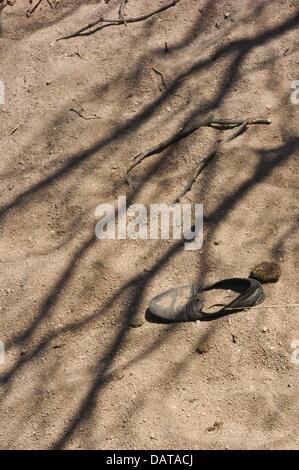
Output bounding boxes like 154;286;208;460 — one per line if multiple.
0;0;298;450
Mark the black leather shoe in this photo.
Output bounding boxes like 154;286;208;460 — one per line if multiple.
148;277;265;322
149;284;204;322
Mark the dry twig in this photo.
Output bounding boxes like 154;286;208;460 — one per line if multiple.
173;120;252;201
9;124;20;135
27;0;43;17
127;118;270;173
173;150;217;203
58;0;181;40
118;0;128;20
47;0;55;9
0;0;16;11
69;99;101;120
222;118;249;143
152;66;168;90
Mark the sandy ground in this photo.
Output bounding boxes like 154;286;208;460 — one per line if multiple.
0;0;298;450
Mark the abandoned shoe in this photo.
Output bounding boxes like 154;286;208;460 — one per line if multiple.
149;284;204;322
148;277;265;322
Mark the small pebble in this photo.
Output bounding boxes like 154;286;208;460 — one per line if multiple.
130;315;144;328
196;344;209;355
111;368;125;381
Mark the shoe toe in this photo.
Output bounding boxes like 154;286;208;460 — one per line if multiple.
149;285;195;321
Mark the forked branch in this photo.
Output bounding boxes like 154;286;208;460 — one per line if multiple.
127;118;271;173
58;0;181;40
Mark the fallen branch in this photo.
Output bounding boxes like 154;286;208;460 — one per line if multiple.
127;118;271;173
173;120;250;202
58;0;181;40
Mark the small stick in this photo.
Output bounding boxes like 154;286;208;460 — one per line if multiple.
118;0;128;20
69;108;101;120
173;151;217;203
222;119;249;143
58;19;116;41
47;0;55;9
70;101;100;120
75;46;83;59
126;125;197;173
27;0;43;17
208;118;270;129
0;0;16;11
72;98;84;111
9;124;20;135
152;66;167;90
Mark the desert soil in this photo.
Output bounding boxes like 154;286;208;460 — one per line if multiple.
0;0;298;450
